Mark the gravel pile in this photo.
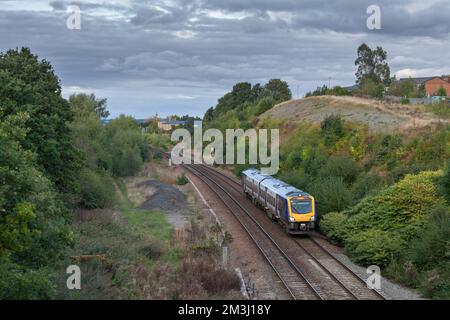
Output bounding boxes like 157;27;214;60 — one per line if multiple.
138;179;190;227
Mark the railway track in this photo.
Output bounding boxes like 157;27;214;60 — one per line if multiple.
183;164;324;300
185;163;387;300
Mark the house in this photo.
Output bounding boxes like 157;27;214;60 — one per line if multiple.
157;119;186;131
400;76;450;96
424;76;450;96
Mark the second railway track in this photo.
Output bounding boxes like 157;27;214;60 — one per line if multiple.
184;163;386;300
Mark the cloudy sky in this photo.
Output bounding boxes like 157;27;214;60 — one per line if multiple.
1;0;449;118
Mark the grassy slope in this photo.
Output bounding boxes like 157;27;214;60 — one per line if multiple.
261;95;450;132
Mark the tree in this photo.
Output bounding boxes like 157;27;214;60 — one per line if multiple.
69;93;110;118
0;48;83;194
263;79;292;102
436;86;447;97
204;107;214;122
355;43;391;86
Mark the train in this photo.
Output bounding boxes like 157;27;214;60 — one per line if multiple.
241;168;316;235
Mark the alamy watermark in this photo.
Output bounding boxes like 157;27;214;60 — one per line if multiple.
366;265;381;290
367;4;381;30
66;265;81;290
170;121;280;175
66;5;81;30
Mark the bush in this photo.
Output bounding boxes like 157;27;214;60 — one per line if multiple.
78;169;116;209
320;171;444;267
176;173;189;185
401;97;410;104
319;211;348;243
346;229;404;266
321;114;344;139
352;172;382;200
441;162;450;200
310;176;353;216
0;259;55;299
407;205;450;271
318;155;360;184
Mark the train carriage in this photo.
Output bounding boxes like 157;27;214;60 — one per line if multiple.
242;169;316;235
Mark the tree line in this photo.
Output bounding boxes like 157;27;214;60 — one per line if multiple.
0;48;149;298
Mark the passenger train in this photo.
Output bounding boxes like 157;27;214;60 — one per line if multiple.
241;169;316;235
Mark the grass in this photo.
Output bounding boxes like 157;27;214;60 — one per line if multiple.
428;103;450;119
54;176;179;299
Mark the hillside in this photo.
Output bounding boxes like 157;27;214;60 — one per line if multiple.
261;96;449;132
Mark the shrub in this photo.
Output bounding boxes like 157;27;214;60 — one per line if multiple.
441;162;450;200
407;205;450;271
176;173;189;185
254;97;276;116
285;150;302;169
319;211;348;243
352;172;382;200
0;259;55;299
78;169;116;209
318;155;360;184
346;229;404;266
321;114;344;139
320;171;444;267
310;176;353;216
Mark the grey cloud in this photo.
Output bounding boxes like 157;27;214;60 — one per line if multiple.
0;0;449;118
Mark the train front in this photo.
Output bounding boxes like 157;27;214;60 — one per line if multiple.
287;195;316;234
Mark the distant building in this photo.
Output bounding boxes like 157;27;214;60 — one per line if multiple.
157;119;186;131
399;76;450;96
424;76;450;96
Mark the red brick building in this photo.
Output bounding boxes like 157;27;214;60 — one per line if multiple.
424;76;450;96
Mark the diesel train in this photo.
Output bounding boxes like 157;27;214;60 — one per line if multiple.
241;169;316;234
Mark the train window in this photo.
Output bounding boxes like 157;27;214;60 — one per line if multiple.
290;198;312;214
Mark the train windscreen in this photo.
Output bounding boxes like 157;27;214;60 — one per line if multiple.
290;198;312;214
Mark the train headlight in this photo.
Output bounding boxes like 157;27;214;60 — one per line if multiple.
289;216;296;222
310;216;315;222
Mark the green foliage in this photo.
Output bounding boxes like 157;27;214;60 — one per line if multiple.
351;172;382;200
320;171;444;267
305;85;350;97
355;43;391;86
0;258;55;299
318;155;359;184
359;77;385;98
148;133;172;150
385;205;450;298
78;169;116;209
102;116;149;176
176;173;189;185
0;48;83;194
310;177;353;216
0;104;74;299
320;114;344;145
436;86;447;97
204;79;292;127
262;79;292;102
441;162;450;200
388;78;425;98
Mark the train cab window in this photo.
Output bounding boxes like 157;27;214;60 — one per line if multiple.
290;198;312;214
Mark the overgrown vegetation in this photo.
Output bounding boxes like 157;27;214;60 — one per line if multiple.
321;172;449;298
0;48;149;299
176;173;189;185
204;79;292;131
69;93;150;208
